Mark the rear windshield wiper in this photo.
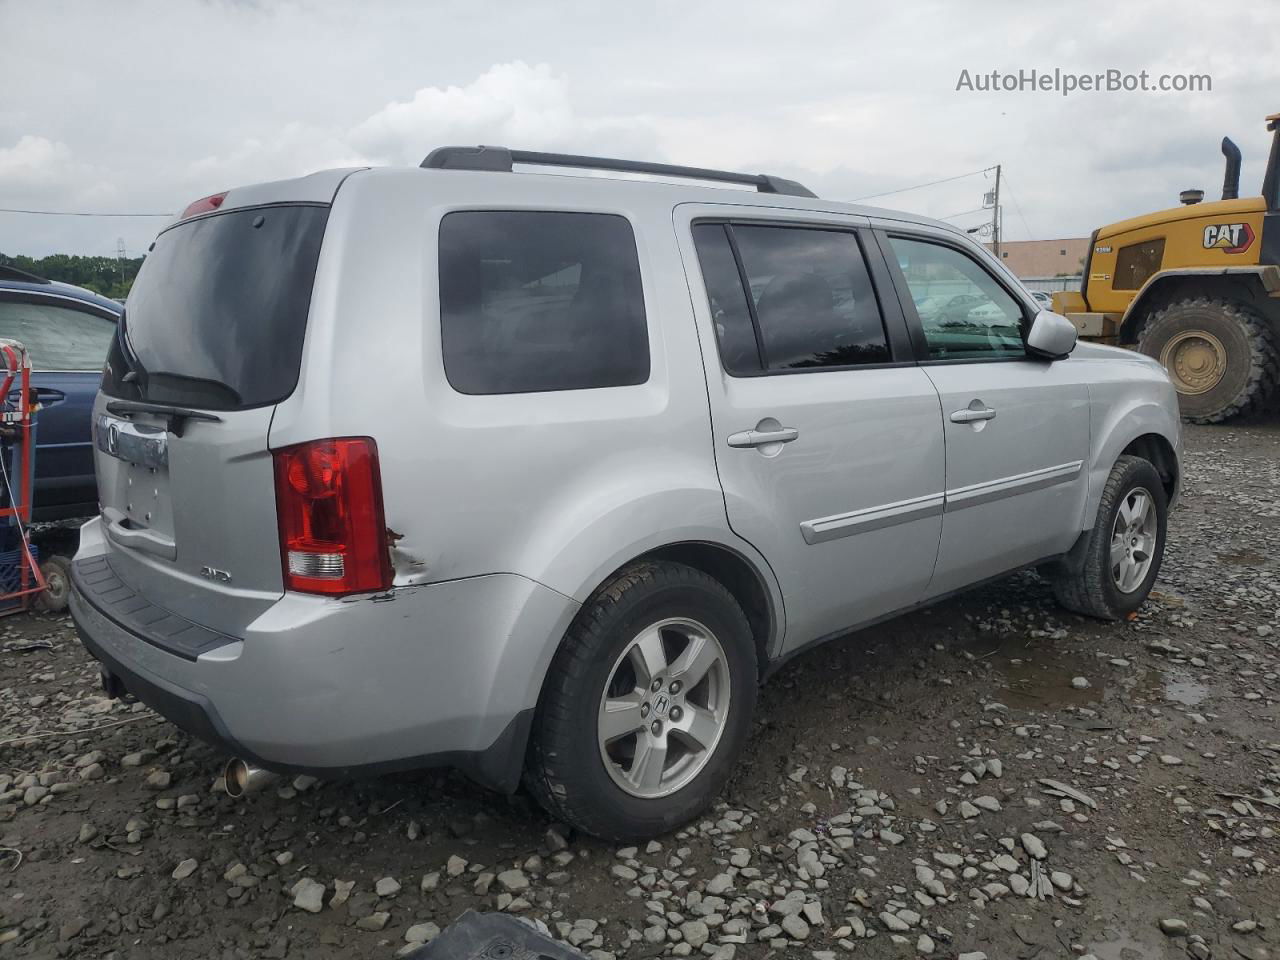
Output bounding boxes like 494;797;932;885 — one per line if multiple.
104;399;222;438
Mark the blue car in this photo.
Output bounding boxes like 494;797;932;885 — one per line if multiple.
0;265;120;521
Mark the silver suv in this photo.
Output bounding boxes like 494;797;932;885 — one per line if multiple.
71;147;1181;840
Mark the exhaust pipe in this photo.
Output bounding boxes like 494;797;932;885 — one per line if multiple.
1221;136;1242;201
223;758;280;798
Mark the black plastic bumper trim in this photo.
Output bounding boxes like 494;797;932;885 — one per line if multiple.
71;556;237;661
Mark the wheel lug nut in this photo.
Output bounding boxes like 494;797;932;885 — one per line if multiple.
670;706;683;721
669;680;681;694
641;703;650;718
650;720;663;736
651;679;662;692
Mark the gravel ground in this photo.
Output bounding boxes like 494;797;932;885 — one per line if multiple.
0;422;1277;960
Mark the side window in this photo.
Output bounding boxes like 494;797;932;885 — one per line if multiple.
439;211;649;394
0;299;117;371
692;223;890;373
1114;238;1165;290
888;236;1027;360
691;224;760;375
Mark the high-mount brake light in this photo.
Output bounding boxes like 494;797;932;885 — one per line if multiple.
179;192;228;220
273;437;392;596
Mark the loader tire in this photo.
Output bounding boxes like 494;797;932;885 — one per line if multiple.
1136;297;1278;423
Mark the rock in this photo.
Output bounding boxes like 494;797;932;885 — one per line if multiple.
973;795;1002;812
1050;871;1073;891
1159;918;1188;936
77;823;98;843
959;801;980;819
610;864;637;881
880;828;905;845
780;914;810;940
880;912;911;932
357;911;390;932
406;922;441;943
172;858;198;880
1021;833;1048;860
145;770;171;790
802;902;823;925
421;871;440;892
1160;755;1184;766
706;872;733;895
375;876;401;897
446;855;468;877
680;920;709;948
958;954;988;960
292;878;326;913
496;869;529;893
918;934;935;954
331;879;355;909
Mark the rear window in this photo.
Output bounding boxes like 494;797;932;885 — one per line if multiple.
439;211;649;394
103;204;328;409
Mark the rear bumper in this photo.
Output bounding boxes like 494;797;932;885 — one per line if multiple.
69;527;579;792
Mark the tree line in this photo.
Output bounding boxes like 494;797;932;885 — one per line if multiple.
0;253;144;301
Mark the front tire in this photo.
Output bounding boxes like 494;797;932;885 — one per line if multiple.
524;561;757;841
1050;455;1168;620
1136;297;1278;423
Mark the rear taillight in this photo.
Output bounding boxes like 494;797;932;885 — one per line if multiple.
273;437;392;596
179;191;227;220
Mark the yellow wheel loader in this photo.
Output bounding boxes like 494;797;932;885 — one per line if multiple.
1054;113;1280;423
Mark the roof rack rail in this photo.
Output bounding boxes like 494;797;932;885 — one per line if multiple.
420;146;817;199
0;264;50;285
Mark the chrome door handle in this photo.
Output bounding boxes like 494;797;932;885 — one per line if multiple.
727;426;799;448
950;406;997;424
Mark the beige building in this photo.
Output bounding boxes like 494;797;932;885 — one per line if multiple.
983;237;1089;278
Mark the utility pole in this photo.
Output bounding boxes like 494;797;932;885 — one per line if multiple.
991;164;1002;259
115;238;127;287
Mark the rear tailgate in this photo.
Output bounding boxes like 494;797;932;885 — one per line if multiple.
89;178;349;637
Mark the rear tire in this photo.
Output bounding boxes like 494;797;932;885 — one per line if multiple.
1050;455;1167;620
524;561;757;841
1136;297;1278;423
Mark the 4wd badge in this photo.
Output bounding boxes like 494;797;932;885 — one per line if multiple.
1202;222;1255;254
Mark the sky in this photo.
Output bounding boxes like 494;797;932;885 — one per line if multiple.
3;0;1279;259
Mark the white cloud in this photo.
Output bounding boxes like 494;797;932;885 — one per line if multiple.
0;135;76;187
350;62;579;164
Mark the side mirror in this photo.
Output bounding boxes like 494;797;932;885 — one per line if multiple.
1025;309;1078;360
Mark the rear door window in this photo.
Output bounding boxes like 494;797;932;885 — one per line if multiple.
104;204;329;409
0;298;116;371
691;222;891;372
439;211;649;394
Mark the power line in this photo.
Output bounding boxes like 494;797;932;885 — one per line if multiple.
0;207;172;218
851;167;996;202
937;206;989;222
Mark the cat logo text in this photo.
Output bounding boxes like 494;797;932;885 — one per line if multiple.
1202;222;1255;254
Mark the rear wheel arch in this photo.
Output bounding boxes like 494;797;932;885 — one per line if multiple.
635;541;778;675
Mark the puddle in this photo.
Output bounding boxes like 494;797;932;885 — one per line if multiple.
1163;674;1209;706
1086;932;1160;960
993;656;1104;709
1130;667;1210;707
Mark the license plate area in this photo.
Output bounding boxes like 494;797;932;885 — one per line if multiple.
95;414;174;539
